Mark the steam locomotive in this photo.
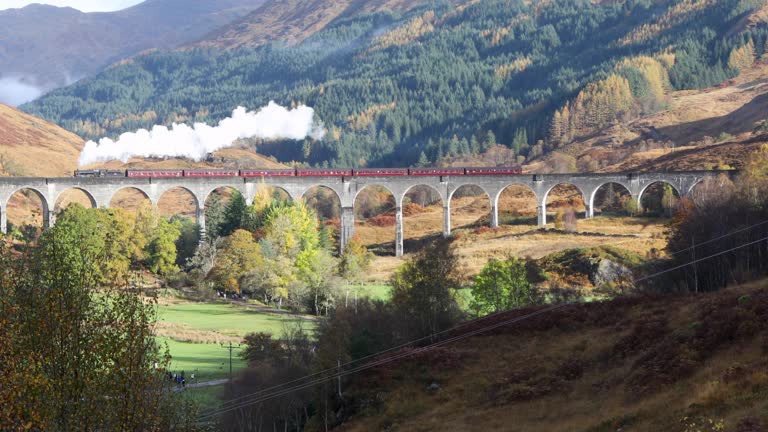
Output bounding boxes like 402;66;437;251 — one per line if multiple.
74;166;523;178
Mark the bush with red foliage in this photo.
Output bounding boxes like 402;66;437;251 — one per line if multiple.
368;214;396;227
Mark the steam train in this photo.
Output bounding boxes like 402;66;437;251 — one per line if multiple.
74;166;523;178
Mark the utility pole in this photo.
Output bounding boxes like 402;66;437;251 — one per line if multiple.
222;342;240;380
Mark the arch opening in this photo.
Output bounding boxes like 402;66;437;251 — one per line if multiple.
54;188;96;215
689;175;735;209
450;185;490;229
110;187;151;212
157;187;199;221
591;182;633;217
497;184;538;226
354;185;396;256
639;182;680;218
204;186;245;238
252;184;292;206
402;184;444;253
302;186;340;221
303;185;342;252
6;188;47;241
545;183;586;228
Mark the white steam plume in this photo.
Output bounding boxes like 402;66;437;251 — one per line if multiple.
78;102;326;166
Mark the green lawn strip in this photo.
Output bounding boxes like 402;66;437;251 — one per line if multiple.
158;336;246;381
357;283;391;301
157;301;314;338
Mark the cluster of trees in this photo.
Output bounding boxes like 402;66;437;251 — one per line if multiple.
23;0;766;168
218;240;556;430
188;191;372;315
0;206;194;430
659;145;768;292
10;203;193;283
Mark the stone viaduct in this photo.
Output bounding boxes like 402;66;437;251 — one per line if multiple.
0;171;731;257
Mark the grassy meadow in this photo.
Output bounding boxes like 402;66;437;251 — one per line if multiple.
155;301;316;380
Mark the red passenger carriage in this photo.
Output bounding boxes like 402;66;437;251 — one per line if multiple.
296;169;354;177
183;169;239;178
353;168;409;176
126;170;183;178
240;169;296;177
465;167;522;175
408;167;465;176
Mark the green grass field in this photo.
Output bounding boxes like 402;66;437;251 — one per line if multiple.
157;302;312;338
357;283;391;301
158;337;245;381
156;301;316;381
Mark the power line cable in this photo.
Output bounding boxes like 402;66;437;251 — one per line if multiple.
198;230;768;421
666;219;768;257
197;304;566;421
207;219;768;414
198;302;529;417
634;234;768;283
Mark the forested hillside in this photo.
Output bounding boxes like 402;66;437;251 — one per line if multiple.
22;0;768;168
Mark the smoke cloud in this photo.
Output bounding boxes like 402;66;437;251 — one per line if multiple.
0;76;44;106
78;102;326;166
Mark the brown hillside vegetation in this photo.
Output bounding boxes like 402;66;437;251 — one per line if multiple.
0;103;84;177
527;62;768;173
333;283;768;432
83;147;287;171
0;103;287;179
191;0;468;50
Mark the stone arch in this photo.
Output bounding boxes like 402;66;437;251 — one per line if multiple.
449;184;492;229
688;175;735;209
637;181;680;204
5;187;49;235
494;183;539;226
543;183;587;219
353;184;398;256
203;186;244;237
401;183;446;208
401;184;445;255
252;183;293;204
302;185;341;221
448;184;491;202
353;183;397;207
109;187;152;210
638;181;680;217
686;179;703;197
589;182;633;217
53;187;97;214
157;186;200;221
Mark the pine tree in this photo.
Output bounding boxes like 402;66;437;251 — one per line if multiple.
416;151;430;167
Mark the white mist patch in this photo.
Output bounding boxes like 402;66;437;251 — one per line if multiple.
78;102;326;166
0;76;44;106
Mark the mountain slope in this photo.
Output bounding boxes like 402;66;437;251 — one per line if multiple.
191;0;465;50
330;283;768;431
22;0;768;169
526;60;768;173
0;0;264;105
0;103;84;177
0;103;284;177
